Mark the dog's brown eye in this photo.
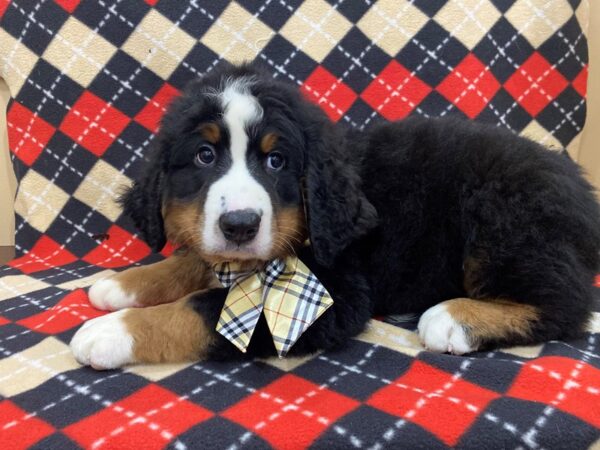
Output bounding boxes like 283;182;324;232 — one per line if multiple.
266;152;285;171
195;145;216;166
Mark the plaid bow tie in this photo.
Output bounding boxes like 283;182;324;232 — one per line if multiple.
214;257;334;357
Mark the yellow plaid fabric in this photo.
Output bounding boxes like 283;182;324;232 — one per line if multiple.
214;257;334;357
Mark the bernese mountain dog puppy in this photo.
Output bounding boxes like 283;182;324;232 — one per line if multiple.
71;62;600;369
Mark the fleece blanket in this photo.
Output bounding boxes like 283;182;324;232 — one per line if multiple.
1;0;599;448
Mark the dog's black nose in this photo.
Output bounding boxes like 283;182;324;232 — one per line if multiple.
219;209;261;244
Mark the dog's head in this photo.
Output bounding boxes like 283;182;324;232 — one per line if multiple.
121;63;377;267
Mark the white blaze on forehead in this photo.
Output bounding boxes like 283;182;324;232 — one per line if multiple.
201;78;274;259
219;79;266;212
221;78;263;157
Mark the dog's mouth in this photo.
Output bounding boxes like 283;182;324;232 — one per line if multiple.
208;242;271;262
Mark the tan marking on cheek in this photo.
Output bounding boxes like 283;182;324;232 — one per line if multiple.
163;200;204;249
272;207;307;258
163;200;259;266
199;123;220;144
124;296;215;363
446;298;539;344
115;249;219;307
260;132;278;154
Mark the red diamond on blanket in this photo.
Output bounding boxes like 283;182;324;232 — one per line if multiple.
159;240;178;258
63;384;213;450
0;400;55;450
367;360;500;446
504;52;569;117
437;54;501;119
362;60;431;121
7;102;56;167
0;0;9;19
54;0;80;13
301;66;357;122
571;67;588;98
8;236;77;274
223;374;359;449
16;289;105;334
59;91;130;157
82;224;151;268
507;356;600;428
134;83;180;133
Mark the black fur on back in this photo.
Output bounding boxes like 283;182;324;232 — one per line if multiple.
355;116;600;343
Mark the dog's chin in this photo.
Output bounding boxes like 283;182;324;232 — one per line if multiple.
200;241;273;264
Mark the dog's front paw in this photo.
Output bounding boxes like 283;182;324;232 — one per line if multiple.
88;278;139;311
417;303;476;355
70;311;135;369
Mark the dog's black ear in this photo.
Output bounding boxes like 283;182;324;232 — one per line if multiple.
304;117;378;267
119;143;167;252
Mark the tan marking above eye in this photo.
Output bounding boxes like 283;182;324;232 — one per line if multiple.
199;123;221;144
261;132;278;154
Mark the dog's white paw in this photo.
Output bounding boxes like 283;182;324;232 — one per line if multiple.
418;303;475;355
70;311;135;369
88;278;138;311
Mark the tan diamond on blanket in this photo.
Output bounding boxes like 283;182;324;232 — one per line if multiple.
280;0;352;63
520;120;563;151
505;0;573;48
566;133;582;160
74;160;132;222
0;337;79;396
355;320;423;357
201;2;273;64
42;17;117;88
57;269;116;290
122;9;195;79
127;361;195;381
434;0;501;50
0;29;39;95
500;344;544;359
0;275;51;301
574;0;590;29
14;171;69;233
261;354;317;372
358;0;428;57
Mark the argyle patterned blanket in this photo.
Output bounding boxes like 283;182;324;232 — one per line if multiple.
1;0;599;448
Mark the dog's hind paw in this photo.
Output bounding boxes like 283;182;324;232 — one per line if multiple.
417;302;476;355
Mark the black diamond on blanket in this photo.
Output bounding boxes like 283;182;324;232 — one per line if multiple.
0;1;598;448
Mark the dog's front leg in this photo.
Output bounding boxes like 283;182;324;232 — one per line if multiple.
87;249;218;311
70;289;228;369
71;274;374;368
